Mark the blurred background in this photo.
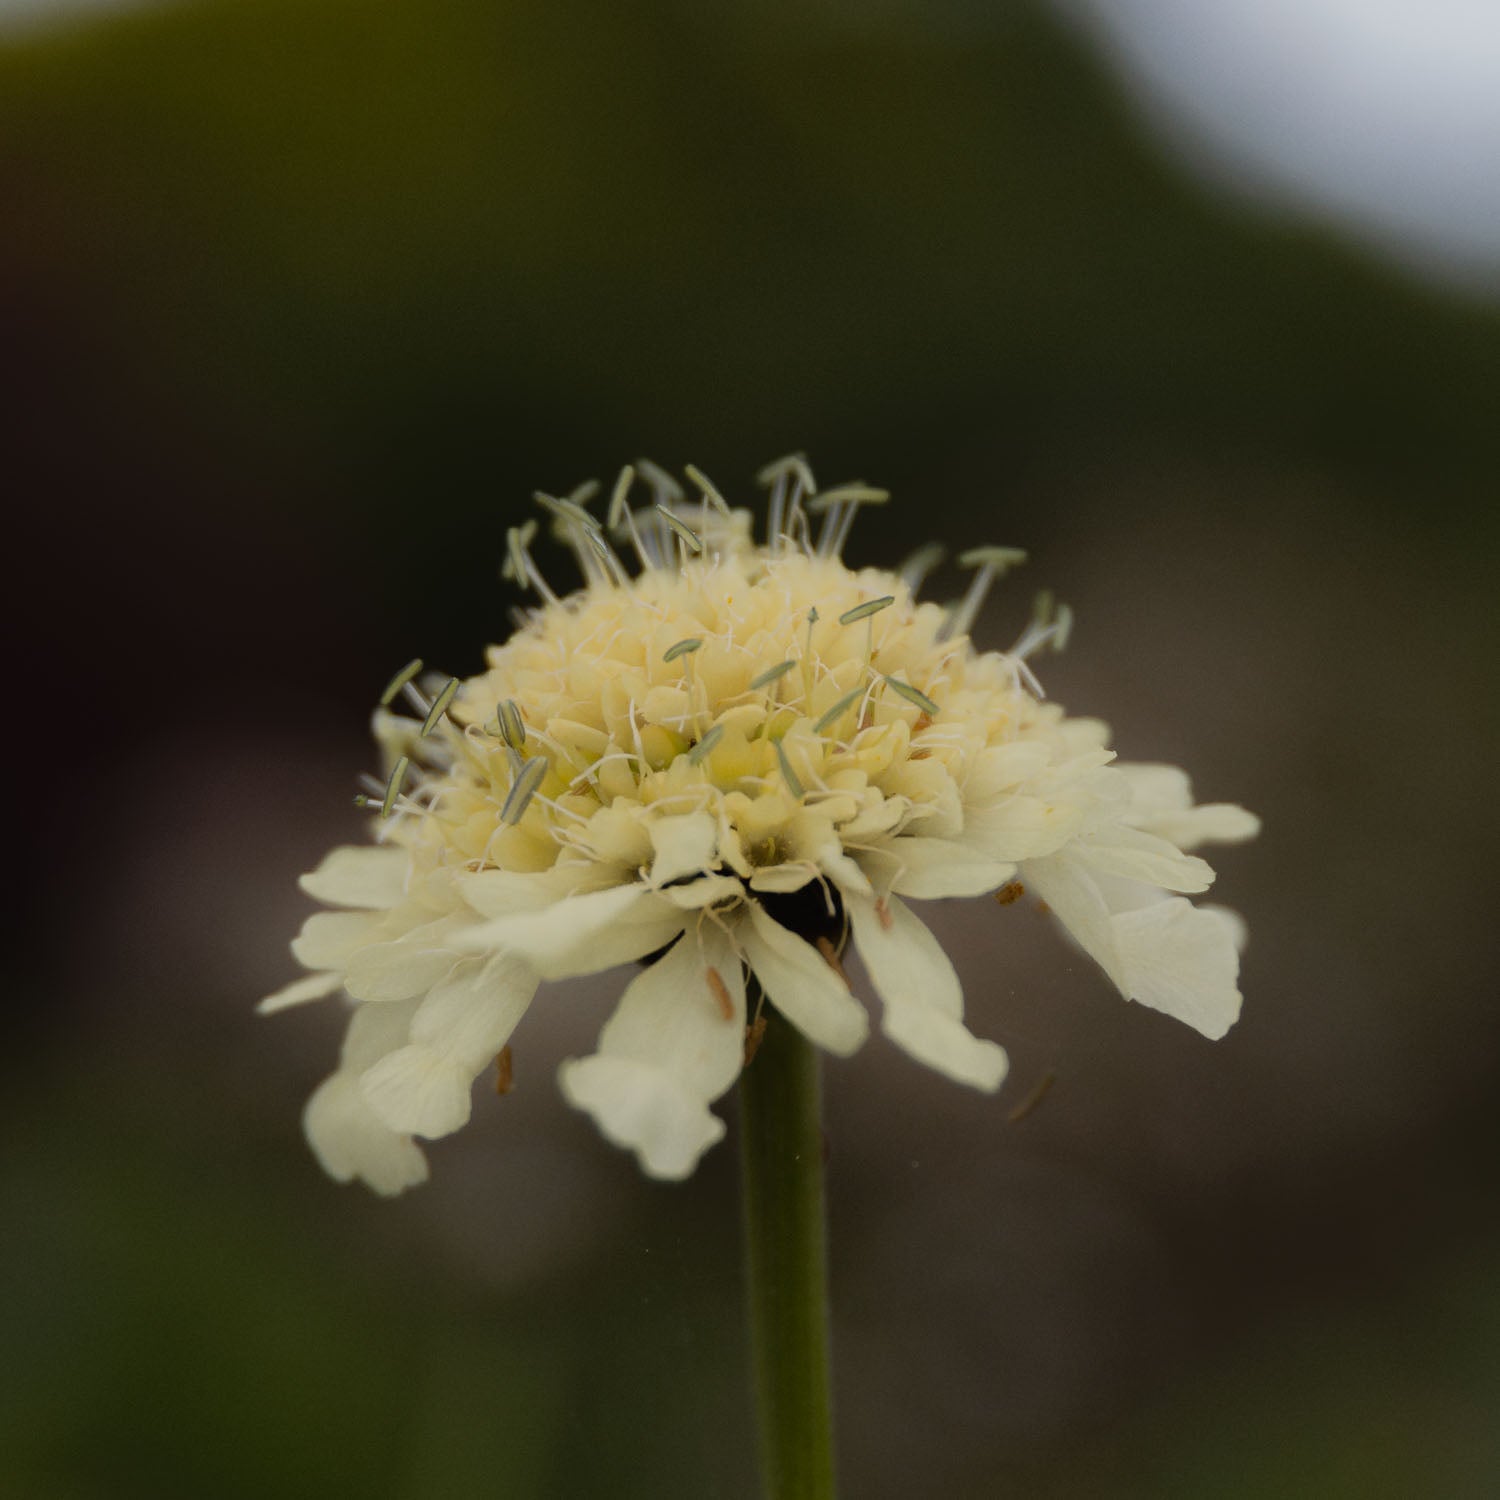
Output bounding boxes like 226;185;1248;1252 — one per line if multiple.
5;1;1498;1495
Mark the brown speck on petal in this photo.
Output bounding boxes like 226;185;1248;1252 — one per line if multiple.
994;880;1025;907
494;1045;514;1096
875;897;894;933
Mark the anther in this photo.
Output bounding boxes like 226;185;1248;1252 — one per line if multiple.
379;658;423;707
884;675;940;717
684;463;732;516
380;756;410;819
943;545;1029;642
607;465;636;529
663;637;703;662
813;685;866;734
838;595;894;625
706;967;734;1022
635;457;685;505
774;739;805;799
495;699;526;751
749;660;796;689
875;897;894;932
688;724;725;764
897;542;945;595
500;755;549;825
421;677;459;736
655;505;703;555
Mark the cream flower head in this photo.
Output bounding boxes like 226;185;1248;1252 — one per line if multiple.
261;457;1259;1194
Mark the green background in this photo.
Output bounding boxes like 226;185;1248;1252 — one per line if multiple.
6;3;1498;1496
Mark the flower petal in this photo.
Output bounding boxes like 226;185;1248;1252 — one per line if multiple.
298;845;409;909
257;969;343;1015
847;894;1008;1091
290;910;383;971
457;861;620;918
740;901;869;1056
342;915;467;1002
558;924;745;1178
304;1076;429;1196
359;953;539;1138
1114;898;1243;1040
454;882;686;979
649;812;720;886
861;837;1015;900
1071;824;1214;894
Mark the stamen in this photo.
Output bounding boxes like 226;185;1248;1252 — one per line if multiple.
655;505;703;555
813;685;866;734
884;675;940;717
838;595;894;625
687;724;725;765
500;755;549;825
684;463;732;516
749;660;796;689
875;896;894;932
495;699;526;751
663;637;703;662
706;967;735;1022
635;457;685;506
420;678;459;736
774;739;805;799
807;483;890;558
942;545;1028;642
533;491;600;532
898;542;945;595
606;465;636;529
380;756;410;819
379;658;423;707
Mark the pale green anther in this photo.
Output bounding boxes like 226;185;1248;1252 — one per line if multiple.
504;523;536;584
500;755;549;826
534;491;601;531
353;793;372;808
664;637;703;662
379;658;423;707
838;595;894;625
688;724;725;765
750;660;797;689
774;739;805;799
656;506;703;553
421;678;460;736
884;676;940;717
568;479;601;507
807;606;819;624
496;698;526;750
1053;602;1074;651
755;452;816;493
813;686;866;733
684;463;732;515
804;484;890;513
380;756;410;819
636;457;685;503
898;542;945;591
958;545;1028;573
607;466;636;529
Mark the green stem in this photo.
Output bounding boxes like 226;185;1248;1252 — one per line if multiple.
739;998;837;1500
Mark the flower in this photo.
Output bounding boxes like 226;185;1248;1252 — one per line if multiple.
261;457;1259;1193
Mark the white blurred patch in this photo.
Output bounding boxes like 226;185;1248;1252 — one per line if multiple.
1059;0;1500;289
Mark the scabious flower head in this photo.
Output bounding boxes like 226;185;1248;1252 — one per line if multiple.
261;457;1259;1194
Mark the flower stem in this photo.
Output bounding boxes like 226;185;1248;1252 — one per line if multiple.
739;997;837;1500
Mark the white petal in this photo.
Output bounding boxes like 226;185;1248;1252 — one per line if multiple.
862;837;1016;900
342;923;462;1002
257;969;343;1015
1072;824;1214;893
1202;903;1249;952
740;901;869;1056
649;812;720;886
290;910;383;971
304;1075;429;1196
660;873;746;910
558;924;745;1178
1022;849;1125;990
1145;803;1262;851
1114;898;1243;1040
298;845;409;909
360;954;539;1138
457;861;619;918
847;895;1008;1091
454;882;686;979
748;864;818;894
